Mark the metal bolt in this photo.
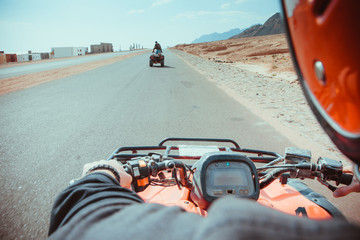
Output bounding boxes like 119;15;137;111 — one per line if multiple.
314;61;326;84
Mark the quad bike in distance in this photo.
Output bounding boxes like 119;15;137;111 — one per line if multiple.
150;49;165;67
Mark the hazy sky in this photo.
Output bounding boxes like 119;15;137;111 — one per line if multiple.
0;0;281;54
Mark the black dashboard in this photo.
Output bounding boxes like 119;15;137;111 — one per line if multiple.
190;152;259;209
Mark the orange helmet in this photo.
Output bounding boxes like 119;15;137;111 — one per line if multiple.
281;0;360;163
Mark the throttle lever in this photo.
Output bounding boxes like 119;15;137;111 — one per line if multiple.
317;173;353;192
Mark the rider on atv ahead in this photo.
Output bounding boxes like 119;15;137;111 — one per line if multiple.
150;41;165;67
48;1;360;239
153;41;162;53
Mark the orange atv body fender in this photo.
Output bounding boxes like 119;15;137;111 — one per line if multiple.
258;180;333;220
138;184;207;216
138;179;335;220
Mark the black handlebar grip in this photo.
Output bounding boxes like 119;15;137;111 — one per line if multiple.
339;173;353;185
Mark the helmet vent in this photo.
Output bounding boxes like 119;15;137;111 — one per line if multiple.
314;61;326;85
312;0;332;16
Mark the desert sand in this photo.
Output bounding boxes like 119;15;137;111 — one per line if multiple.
174;34;295;80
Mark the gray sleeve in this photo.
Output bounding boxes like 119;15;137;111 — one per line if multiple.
49;192;360;240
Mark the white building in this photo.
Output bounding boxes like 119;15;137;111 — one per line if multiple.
17;54;29;62
31;54;41;61
17;53;41;62
51;47;88;58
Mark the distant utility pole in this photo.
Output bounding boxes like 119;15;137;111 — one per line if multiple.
128;43;143;51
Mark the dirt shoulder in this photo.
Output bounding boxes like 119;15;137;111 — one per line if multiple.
171;35;350;164
0;50;149;96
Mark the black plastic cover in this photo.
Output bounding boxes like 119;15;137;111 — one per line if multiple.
287;179;345;219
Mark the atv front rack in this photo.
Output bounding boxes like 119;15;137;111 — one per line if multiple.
108;138;281;164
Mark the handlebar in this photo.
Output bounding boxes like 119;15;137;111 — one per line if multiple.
338;173;353;185
259;159;353;191
123;156;191;192
121;155;353;193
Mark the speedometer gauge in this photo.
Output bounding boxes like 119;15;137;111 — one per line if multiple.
205;161;255;197
190;152;259;209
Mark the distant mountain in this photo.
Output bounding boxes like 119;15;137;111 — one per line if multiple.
192;28;243;44
230;12;284;39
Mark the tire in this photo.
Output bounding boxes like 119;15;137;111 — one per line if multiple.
161;60;164;67
149;60;153;67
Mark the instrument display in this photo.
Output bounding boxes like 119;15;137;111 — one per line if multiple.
205;161;255;197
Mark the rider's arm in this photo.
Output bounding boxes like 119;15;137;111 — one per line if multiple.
49;188;360;239
48;161;143;236
49;161;360;239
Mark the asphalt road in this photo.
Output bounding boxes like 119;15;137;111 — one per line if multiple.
0;50;359;239
0;51;138;79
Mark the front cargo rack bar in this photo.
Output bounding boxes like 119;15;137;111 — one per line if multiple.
107;138;282;164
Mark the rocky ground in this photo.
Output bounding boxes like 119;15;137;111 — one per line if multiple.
171;34;349;164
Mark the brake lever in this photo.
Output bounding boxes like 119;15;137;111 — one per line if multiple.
317;178;337;192
173;169;182;190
